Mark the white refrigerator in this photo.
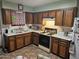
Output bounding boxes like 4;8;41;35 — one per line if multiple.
70;17;79;59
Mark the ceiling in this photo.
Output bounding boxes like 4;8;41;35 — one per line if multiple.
5;0;60;7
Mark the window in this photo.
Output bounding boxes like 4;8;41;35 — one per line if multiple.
11;11;25;26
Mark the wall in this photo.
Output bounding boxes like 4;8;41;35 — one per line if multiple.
2;0;34;12
42;18;71;32
0;0;2;46
2;0;77;12
33;0;77;12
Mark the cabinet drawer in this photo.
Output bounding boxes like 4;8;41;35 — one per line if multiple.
9;36;15;40
59;39;69;46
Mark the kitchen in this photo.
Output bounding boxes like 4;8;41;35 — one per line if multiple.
0;0;78;59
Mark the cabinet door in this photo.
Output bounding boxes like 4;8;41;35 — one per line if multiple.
25;12;33;24
51;37;58;54
33;13;38;24
58;39;70;59
38;13;43;24
2;9;11;24
55;10;63;26
59;45;67;58
32;33;39;46
49;11;56;17
24;33;32;46
43;12;48;17
8;36;15;52
16;35;24;49
63;9;74;27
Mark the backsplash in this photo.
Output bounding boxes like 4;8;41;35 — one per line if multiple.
2;24;72;34
42;25;72;32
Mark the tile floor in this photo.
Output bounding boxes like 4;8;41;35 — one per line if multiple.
0;45;61;59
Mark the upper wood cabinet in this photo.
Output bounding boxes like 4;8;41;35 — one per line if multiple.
49;11;56;17
43;12;48;17
25;12;33;24
55;10;64;26
33;13;38;24
2;9;11;24
55;8;77;27
38;13;43;24
63;8;74;27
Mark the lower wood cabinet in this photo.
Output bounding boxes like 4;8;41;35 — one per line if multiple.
8;36;15;52
24;33;32;46
4;32;32;52
32;32;39;46
51;37;58;54
16;35;24;49
51;37;70;59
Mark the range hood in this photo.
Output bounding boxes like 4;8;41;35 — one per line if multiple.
43;17;55;21
43;16;54;19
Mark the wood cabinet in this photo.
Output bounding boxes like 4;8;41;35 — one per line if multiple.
51;37;58;54
51;37;70;59
32;32;39;46
8;36;15;52
58;39;70;59
49;11;56;17
16;35;24;49
25;12;33;24
43;12;48;17
55;8;77;27
3;35;15;52
63;9;74;27
38;13;43;24
55;10;63;26
24;33;32;46
33;13;38;24
4;33;32;52
2;9;11;24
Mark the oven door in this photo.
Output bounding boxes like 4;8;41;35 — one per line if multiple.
39;35;50;48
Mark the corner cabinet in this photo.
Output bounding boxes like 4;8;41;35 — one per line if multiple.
51;37;70;59
25;12;33;24
32;32;39;46
2;9;11;24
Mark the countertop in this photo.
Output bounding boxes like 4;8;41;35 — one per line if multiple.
4;29;72;41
